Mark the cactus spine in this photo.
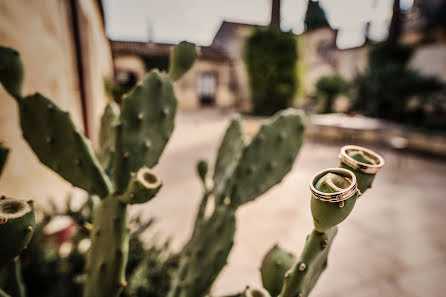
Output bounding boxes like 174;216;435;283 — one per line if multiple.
168;109;305;297
0;43;197;297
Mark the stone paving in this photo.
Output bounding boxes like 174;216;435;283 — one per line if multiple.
136;109;446;297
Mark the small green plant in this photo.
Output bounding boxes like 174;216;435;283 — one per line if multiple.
314;74;350;113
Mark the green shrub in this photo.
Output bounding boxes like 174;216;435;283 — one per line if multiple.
315;74;350;113
244;26;298;115
353;42;444;123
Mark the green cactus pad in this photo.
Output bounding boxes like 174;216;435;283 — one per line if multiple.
18;93;111;197
311;173;357;232
118;167;162;204
278;227;337;297
0;46;24;99
261;245;297;297
168;41;198;81
229;109;305;207
83;197;129;297
0;143;9;177
213;116;245;204
168;207;236;297
347;150;376;165
98;101;120;175
0;197;35;268
114;70;177;192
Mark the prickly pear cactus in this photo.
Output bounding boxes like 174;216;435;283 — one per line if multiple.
168;109;305;297
0;42;195;297
0;46;24;99
262;146;385;297
0;144;9;177
0;197;35;268
168;41;198;81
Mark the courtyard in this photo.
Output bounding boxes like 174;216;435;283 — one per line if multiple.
136;109;446;297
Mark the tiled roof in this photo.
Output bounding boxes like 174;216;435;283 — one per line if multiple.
110;40;229;61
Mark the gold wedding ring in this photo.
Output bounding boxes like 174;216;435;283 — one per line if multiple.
339;145;385;174
310;168;358;203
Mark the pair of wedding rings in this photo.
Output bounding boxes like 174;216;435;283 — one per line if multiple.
310;145;384;203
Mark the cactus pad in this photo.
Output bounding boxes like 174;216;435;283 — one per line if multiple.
242;287;272;297
213;116;245;204
98;101;120;175
0;197;35;267
114;70;177;192
168;207;236;297
0;143;9;177
83;197;129;297
0;46;24;99
18;93;111;197
229;109;305;207
118;167;162;204
168;41;198;81
261;245;296;297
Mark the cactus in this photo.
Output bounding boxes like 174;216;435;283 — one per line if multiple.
168;41;198;81
261;245;296;297
0;42;195;297
258;145;384;297
0;144;9;177
0;46;24;99
168;109;305;297
0;197;35;268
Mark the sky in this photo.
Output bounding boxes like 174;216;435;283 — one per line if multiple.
103;0;413;49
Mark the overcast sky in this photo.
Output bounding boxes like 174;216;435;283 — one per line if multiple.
103;0;412;49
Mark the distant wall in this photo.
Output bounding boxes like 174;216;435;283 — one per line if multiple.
0;0;112;203
410;43;446;82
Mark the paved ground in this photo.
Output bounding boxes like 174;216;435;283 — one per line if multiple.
137;109;446;297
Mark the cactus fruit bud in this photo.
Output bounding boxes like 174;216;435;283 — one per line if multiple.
310;168;358;232
118;167;162;204
0;197;35;267
339;145;384;193
261;245;297;296
196;159;208;184
0;46;24;99
168;41;198;81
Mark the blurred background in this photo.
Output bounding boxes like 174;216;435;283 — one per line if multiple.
0;0;445;296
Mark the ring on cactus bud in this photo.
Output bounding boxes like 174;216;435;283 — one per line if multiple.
339;145;384;174
310;168;358;202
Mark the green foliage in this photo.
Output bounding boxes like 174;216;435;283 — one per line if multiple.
314;74;350;113
244;27;298;114
0;46;24;99
354;42;445;125
304;0;329;31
